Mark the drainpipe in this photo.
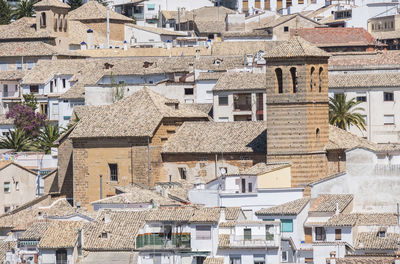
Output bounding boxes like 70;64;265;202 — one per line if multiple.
214;154;218;179
99;174;103;199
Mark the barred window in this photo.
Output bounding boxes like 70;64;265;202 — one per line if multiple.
109;164;118;181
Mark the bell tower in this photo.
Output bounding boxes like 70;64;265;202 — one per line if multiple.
265;36;330;187
34;0;70;37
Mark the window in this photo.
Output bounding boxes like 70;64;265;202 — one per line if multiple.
253;255;265;264
4;206;10;213
178;167;187;180
316;128;320;138
101;232;108;238
356;95;366;102
2;132;9;137
241;178;246;193
335;229;342;240
284;26;289;32
196;225;211;240
50;81;54;93
230;255;241;264
109;163;118;181
56;249;67;264
219;96;228;106
318;67;323;92
265;225;274;240
3;84;8;96
1;62;7;71
315;227;326;241
384;92;394;101
30;85;39;93
290;67;297;93
62;79;66;88
16;61;22;70
184;88;194;95
40;12;46;28
219;117;229;122
4;182;10;193
40;102;48;115
248;182;253;192
244;228;252;240
15;181;19;191
27;61;34;70
282;251;288;262
384;115;395;125
310;67;315;91
52;103;59;115
281;219;293;232
147;3;155;10
275;68;283;93
378;230;386;237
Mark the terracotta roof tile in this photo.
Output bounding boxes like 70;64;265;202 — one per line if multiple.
38;221;84;249
213;72;266;91
240;162;290;175
264;36;330;59
218;234;230;248
256;198;310;216
162;121;267;154
33;0;70;9
355;232;400;250
70;88;209;138
145;207;195;222
294;27;375;47
225;207;242;220
69;1;132;22
204;257;224;264
309;194;353;213
336;256;395;264
326;213;398;227
197;71;224;81
0;241;17;263
329;72;400;88
19;221;51;241
0;70;26;81
189;207;221;223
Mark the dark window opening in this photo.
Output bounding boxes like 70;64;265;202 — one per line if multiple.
275;68;283;93
384;92;394;101
184;88;194;95
290;67;298;93
30;85;39;93
40;12;46;28
284;26;289;32
356;96;366;102
315;227;326;241
219;96;228;105
109;163;118;181
318;67;323;92
335;229;341;240
178;167;187;180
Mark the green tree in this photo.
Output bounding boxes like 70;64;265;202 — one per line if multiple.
0;129;34;152
329;94;366;131
22;93;38;110
37;123;60;154
0;0;12;25
110;72;125;103
13;0;36;19
67;0;82;10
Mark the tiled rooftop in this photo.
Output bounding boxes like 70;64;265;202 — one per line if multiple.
69;0;132;22
309;194;353;213
326;213;398;227
162;121;267;154
329;72;400;88
355;232;400;250
38;221;84;249
256;198;310;216
213;72;266;91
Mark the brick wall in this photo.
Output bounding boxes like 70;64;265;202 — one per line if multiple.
266;58;330;187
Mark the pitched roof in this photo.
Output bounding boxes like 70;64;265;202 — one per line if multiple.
69;1;132;22
145;207;195;222
197;71;224;81
309;194;353;213
294;27;375;47
326;125;382;152
162;121;267;154
260;13;320;29
0;17;54;40
264;36;330;59
213;72;266;91
329;50;400;67
33;0;70;9
82;252;138;264
83;210;147;250
19;221;51;241
336;256;395;264
125;24;187;36
326;213;398;227
0;241;16;263
0;41;75;57
355;232;400;250
256;198;310;216
329;72;400;88
218;234;230;248
38;221;84;249
0;70;26;81
70;88;209;139
189;207;221;223
91;186;181;206
225;207;242;220
204;257;224;264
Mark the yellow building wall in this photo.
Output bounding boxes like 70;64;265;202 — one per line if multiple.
257;166;291;189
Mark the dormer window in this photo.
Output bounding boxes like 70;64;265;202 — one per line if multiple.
213;59;223;65
101;232;108;238
378;230;386;237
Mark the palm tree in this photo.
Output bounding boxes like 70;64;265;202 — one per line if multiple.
0;129;34;152
37;123;60;154
329;94;366;131
0;0;12;25
13;0;37;20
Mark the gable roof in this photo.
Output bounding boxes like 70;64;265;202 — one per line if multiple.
162;121;267;154
326;213;398;227
70;88;209;139
264;35;330;59
255;198;310;216
19;221;51;241
83;210;147;250
69;1;132;22
125;24;187;36
309;194;353;213
33;0;70;9
355;232;400;250
0;41;76;57
329;72;400;88
240;162;291;175
293;27;375;48
213;72;266;91
0;161;37;176
0;17;54;40
38;221;84;249
260;13;320;29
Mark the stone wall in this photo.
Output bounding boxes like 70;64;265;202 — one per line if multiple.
58;137;74;198
84;21;125;41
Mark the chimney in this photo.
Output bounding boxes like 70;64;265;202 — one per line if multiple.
123;40;128;51
195;49;200;60
104;212;111;224
395;251;400;264
166;40;172;50
335;202;339;215
326;251;336;264
87;29;94;49
80;41;87;50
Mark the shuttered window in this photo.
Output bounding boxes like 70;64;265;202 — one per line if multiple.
196;225;211;240
281;219;293;232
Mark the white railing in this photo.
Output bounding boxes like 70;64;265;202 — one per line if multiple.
230;235;279;248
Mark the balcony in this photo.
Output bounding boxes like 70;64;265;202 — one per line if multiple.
136;233;191;250
229;234;279;248
2;91;19;99
133;13;144;20
233;93;252;112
